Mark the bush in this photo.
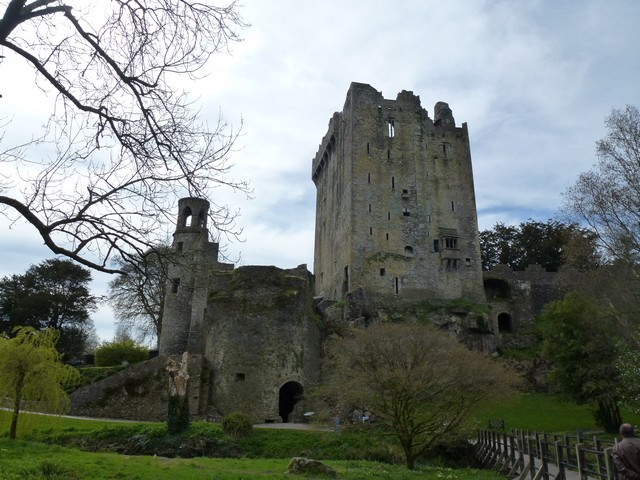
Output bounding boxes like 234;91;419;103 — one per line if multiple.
94;339;148;367
221;412;253;438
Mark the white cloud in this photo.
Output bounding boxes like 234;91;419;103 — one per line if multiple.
1;0;639;341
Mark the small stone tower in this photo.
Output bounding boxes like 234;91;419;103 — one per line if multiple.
312;83;486;310
159;197;231;356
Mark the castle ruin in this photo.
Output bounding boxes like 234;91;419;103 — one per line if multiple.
70;83;564;421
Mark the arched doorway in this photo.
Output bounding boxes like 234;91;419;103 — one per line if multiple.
279;381;303;423
498;312;513;333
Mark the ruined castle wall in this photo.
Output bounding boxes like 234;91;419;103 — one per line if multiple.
312;83;485;309
484;264;573;332
203;264;322;423
70;356;168;421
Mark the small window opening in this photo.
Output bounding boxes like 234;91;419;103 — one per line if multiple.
369;227;373;235
368;204;372;213
388;119;395;138
427;215;432;224
387;212;391;220
404;246;414;256
368;173;371;184
442;142;451;158
466;258;471;265
235;373;246;382
451;201;455;211
386;233;389;241
171;278;180;293
387;149;391;159
391;176;395;190
367;142;370;154
176;242;184;253
380;268;386;276
403;208;410;217
445;237;458;249
394;277;400;295
433;239;440;252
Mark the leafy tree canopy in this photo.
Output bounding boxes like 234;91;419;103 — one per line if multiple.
537;292;621;432
0;258;98;359
479;219;600;271
0;327;80;439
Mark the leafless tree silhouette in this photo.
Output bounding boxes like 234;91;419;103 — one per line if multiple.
0;1;249;273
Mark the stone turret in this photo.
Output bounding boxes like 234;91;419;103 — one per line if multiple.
159;197;229;356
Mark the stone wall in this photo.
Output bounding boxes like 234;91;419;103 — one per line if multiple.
312;82;485;309
204;264;322;423
70;356;168;421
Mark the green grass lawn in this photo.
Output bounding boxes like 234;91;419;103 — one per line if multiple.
2;393;639;479
474;392;640;434
0;439;502;479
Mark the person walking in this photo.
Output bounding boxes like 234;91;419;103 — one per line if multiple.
612;423;640;479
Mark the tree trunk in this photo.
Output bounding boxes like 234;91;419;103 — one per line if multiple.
595;396;621;433
400;438;416;470
9;382;23;440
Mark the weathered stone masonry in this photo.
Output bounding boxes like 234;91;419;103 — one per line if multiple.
71;83;557;421
312;82;485;316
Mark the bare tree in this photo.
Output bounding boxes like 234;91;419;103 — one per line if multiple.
0;1;250;274
108;246;172;348
319;323;518;470
563;105;640;263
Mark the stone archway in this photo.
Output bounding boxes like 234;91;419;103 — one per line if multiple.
279;381;303;423
498;312;513;333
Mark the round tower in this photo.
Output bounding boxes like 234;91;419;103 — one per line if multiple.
159;197;211;356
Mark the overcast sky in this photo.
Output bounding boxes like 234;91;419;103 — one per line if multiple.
1;0;639;342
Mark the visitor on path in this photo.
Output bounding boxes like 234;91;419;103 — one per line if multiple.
612;423;640;479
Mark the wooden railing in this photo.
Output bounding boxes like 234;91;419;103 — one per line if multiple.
476;429;619;479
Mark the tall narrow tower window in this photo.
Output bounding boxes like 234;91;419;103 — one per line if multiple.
369;227;373;235
368;204;372;213
442;142;451;158
391;176;395;190
368;173;371;184
451;201;455;212
394;277;400;295
388;119;395;138
367;142;370;154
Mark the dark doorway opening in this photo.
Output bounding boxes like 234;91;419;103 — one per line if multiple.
279;381;303;423
498;312;513;333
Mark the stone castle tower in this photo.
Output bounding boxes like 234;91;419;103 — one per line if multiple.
312;82;486;310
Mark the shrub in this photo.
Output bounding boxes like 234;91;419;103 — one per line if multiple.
221;412;253;438
94;339;148;367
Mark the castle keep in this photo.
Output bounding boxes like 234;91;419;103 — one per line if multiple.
312;83;485;311
72;83;560;421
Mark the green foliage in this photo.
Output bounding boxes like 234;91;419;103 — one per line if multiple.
221;412;253;438
616;339;640;413
479;219;600;271
0;327;80;439
537;292;621;431
0;258;98;359
94;338;148;367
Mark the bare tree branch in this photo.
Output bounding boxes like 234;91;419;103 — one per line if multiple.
0;0;250;274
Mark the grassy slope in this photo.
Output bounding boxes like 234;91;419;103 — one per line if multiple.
0;440;501;480
3;393;640;479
